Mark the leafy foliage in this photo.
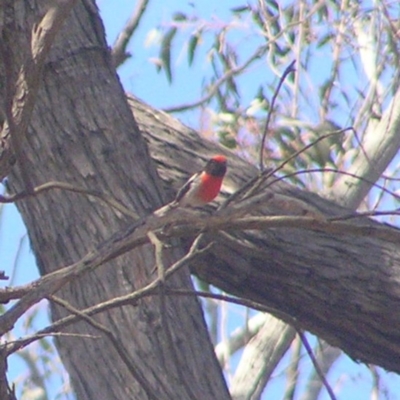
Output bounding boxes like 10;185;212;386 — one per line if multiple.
153;1;400;197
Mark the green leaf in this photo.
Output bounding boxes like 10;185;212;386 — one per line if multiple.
218;131;237;149
267;0;279;11
231;5;249;13
188;30;202;66
160;27;177;83
317;33;334;48
288;31;296;45
173;12;187;21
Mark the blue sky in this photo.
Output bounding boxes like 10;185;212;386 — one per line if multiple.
2;1;400;399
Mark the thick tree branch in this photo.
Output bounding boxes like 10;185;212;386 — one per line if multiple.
327;85;400;209
230;316;296;400
1;209;398;303
1;198;400;372
129;95;400;374
215;313;269;365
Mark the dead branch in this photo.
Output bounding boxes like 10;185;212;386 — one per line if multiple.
111;0;150;67
259;60;296;171
297;331;336;400
163;45;268;113
0;180;138;218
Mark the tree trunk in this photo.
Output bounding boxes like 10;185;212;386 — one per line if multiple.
4;1;230;399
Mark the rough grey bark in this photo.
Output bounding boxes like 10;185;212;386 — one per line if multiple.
4;1;230;399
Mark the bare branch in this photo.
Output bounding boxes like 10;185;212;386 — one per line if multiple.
282;335;302;400
319;0;348;119
0;208;399;311
0;180;138;219
297;331;337;400
163;45;268;113
4;232;212;354
268;167;400;205
225;128;351;209
215;312;268;365
300;343;341;400
259;61;296;172
230;316;296;400
327;85;400;209
6;289;291;358
111;0;150;67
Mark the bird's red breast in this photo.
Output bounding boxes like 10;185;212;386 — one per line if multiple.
197;171;225;203
197;154;227;203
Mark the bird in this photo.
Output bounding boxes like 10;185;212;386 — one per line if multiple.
174;154;227;207
154;155;227;217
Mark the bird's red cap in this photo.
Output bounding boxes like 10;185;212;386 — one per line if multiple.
211;154;227;163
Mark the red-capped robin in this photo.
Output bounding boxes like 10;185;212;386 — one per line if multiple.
154;155;227;217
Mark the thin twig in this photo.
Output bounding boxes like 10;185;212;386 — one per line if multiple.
267;167;400;204
329;210;400;221
166;289;297;324
0;180;138;218
320;0;347;119
5;285;280;357
222;127;351;210
253;127;351;196
0;272;8;281
297;330;337;400
380;1;400;41
4;236;212;354
259;60;296;172
163;46;268;113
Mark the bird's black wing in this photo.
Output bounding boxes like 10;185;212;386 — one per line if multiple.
174;173;198;203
